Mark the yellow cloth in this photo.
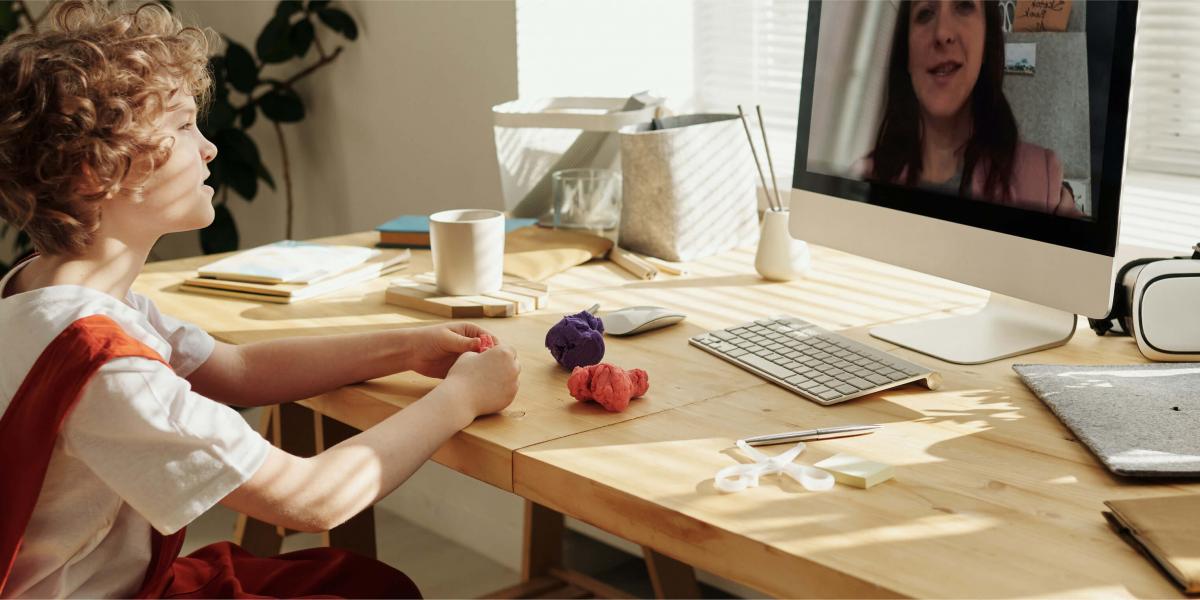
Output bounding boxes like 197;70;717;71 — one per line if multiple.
1104;494;1200;594
503;227;613;282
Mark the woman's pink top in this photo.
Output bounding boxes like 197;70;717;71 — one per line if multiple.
855;142;1084;217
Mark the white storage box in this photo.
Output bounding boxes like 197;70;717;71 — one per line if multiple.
492;96;662;218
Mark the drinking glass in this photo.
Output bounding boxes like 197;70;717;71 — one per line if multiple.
550;168;621;234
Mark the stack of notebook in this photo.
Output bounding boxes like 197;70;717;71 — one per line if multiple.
181;241;410;303
377;215;538;248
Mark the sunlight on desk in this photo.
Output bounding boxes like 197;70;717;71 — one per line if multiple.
134;231;1199;598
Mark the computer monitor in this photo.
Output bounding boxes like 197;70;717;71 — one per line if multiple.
790;0;1137;364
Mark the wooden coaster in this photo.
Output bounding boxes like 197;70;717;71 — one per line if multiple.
384;273;549;318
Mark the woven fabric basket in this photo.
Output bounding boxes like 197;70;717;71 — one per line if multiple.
618;114;759;262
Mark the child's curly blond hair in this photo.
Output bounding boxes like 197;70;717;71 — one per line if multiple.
0;0;212;256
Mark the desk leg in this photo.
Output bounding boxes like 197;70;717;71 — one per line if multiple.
643;547;701;599
521;501;564;581
234;404;377;560
488;502;635;599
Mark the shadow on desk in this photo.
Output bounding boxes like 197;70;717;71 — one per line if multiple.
514;377;1197;598
156;284;413;321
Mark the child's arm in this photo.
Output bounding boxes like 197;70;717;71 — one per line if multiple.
218;345;520;532
187;323;491;407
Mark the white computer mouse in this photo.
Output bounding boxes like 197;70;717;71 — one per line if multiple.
603;306;687;336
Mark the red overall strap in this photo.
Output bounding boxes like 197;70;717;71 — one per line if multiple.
0;314;183;594
0;311;421;598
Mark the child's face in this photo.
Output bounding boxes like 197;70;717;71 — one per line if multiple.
111;94;218;239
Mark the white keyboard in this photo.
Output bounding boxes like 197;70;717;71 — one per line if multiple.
690;316;939;405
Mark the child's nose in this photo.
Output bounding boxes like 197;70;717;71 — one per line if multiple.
201;138;217;163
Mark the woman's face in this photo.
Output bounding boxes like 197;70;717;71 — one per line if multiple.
907;0;986;121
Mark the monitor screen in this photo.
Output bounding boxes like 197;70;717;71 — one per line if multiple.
793;0;1136;255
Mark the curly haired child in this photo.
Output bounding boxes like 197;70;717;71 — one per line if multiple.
0;2;521;597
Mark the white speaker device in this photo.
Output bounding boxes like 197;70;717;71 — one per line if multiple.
1129;259;1200;361
1090;245;1200;362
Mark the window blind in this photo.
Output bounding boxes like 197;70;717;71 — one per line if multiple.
516;0;1198;252
1121;0;1200;251
1126;0;1200;177
693;0;809;184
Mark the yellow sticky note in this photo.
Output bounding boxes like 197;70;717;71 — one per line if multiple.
815;453;894;489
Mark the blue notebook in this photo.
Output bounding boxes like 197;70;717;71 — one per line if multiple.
376;215;537;248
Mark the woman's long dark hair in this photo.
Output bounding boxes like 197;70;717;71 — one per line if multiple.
869;0;1017;202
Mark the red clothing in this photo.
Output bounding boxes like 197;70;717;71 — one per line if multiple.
0;315;420;598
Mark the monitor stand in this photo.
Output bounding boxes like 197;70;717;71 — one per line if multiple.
870;294;1077;365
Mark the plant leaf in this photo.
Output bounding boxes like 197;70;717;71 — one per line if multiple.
216;128;262;166
259;88;305;122
206;153;223;196
225;159;258;201
208;55;228;97
317;8;357;41
290;18;314;59
240;104;257;129
255;161;276;190
224;41;258;94
200;203;240;254
14;229;30;254
202;96;237;132
0;3;19;33
307;0;331;12
256;15;293;64
276;0;303;18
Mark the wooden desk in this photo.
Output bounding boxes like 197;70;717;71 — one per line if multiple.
516;325;1199;598
136;232;974;491
136;232;1197;598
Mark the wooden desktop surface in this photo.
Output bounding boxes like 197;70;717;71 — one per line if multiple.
135;231;1198;598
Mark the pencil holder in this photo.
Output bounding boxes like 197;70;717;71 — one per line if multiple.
755;209;810;281
618;114;759;262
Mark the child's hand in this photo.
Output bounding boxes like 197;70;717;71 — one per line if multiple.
444;343;521;418
404;323;498;379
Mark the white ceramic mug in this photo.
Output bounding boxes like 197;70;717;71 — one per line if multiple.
429;209;505;295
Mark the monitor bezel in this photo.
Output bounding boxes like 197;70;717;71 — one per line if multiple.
791;0;1137;257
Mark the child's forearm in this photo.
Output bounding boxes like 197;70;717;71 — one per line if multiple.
196;330;418;407
306;380;475;525
221;380;474;532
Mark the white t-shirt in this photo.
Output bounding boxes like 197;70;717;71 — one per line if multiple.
0;260;271;598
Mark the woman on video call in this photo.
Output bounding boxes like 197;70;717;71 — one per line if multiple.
862;0;1084;217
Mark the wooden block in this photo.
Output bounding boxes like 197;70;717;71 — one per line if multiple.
814;453;894;489
497;284;550;309
384;273;549;318
483;289;536;313
503;275;549;292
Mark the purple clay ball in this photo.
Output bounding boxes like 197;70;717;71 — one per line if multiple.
545;310;606;370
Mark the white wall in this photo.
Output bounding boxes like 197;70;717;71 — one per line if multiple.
516;0;694;107
154;0;518;259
